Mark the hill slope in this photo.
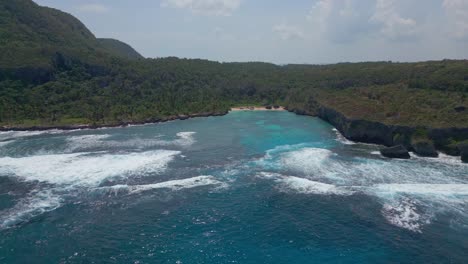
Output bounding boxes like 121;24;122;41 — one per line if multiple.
98;38;143;60
0;0;142;79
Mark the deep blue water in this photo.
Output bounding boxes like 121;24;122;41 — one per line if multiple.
0;111;467;263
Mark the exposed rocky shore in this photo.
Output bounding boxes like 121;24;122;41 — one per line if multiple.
287;103;468;163
0;111;229;132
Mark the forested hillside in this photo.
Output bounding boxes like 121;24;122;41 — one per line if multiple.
97;38;143;60
0;0;467;132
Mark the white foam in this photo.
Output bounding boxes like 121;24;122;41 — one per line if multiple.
281;148;333;176
153;132;196;147
0;130;63;141
278;176;354;195
280;147;467;186
257;172;353;195
106;176;224;194
381;198;431;233
66;134;111;150
261;144;468;232
372;184;468;232
373;184;468;196
0;190;62;229
410;152;468;166
333;128;356;145
0;140;14;148
0;150;180;187
256;172;283;179
66;132;196;151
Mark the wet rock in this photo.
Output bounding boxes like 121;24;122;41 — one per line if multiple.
380;145;411;159
458;143;468;163
412;140;438;157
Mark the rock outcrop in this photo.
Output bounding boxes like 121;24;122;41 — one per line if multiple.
458;143;468;163
412;140;438;157
380;145;411;159
287;99;468;161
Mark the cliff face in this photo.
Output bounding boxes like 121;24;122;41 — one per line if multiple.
317;106;395;146
287;100;468;162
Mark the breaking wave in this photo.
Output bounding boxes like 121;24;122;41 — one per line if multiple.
381;198;432;233
257;172;354;195
0;150;180;187
0;190;62;229
0;130;64;141
332;128;356;145
66;132;197;151
373;184;468;196
102;176;225;194
258;145;468;232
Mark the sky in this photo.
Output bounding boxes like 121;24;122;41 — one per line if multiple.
33;0;468;64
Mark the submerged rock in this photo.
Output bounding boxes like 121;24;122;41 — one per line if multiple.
412;140;438;157
380;145;411;159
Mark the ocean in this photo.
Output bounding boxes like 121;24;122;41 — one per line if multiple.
0;111;467;263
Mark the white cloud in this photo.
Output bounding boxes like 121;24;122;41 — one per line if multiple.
307;0;333;31
76;3;109;14
370;0;418;40
161;0;241;16
273;23;305;40
443;0;468;39
307;0;418;42
307;0;377;42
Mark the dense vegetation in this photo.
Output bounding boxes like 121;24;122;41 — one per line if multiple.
0;0;467;130
97;38;143;60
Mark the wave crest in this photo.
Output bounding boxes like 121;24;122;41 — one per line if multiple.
103;176;225;194
0;150;180;187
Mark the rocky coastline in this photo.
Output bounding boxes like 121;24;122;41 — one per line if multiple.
0;111;229;132
1;105;467;163
287;104;468;163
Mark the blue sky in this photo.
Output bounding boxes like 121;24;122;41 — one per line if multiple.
33;0;468;64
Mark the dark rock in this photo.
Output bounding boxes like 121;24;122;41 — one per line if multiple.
380;145;411;159
454;106;466;113
412;140;438;157
265;106;272;110
291;108;308;115
318;106;396;146
273;105;280;109
429;128;468;155
458;143;468;163
289;103;468;159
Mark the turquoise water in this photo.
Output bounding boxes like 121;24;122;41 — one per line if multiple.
0;111;467;263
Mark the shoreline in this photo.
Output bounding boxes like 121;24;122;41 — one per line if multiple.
0;111;229;132
230;106;286;111
1;107;466;163
0;107;286;131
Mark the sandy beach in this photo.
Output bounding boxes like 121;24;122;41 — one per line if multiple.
230;106;286;111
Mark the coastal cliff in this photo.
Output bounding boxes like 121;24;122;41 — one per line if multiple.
287;100;468;162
